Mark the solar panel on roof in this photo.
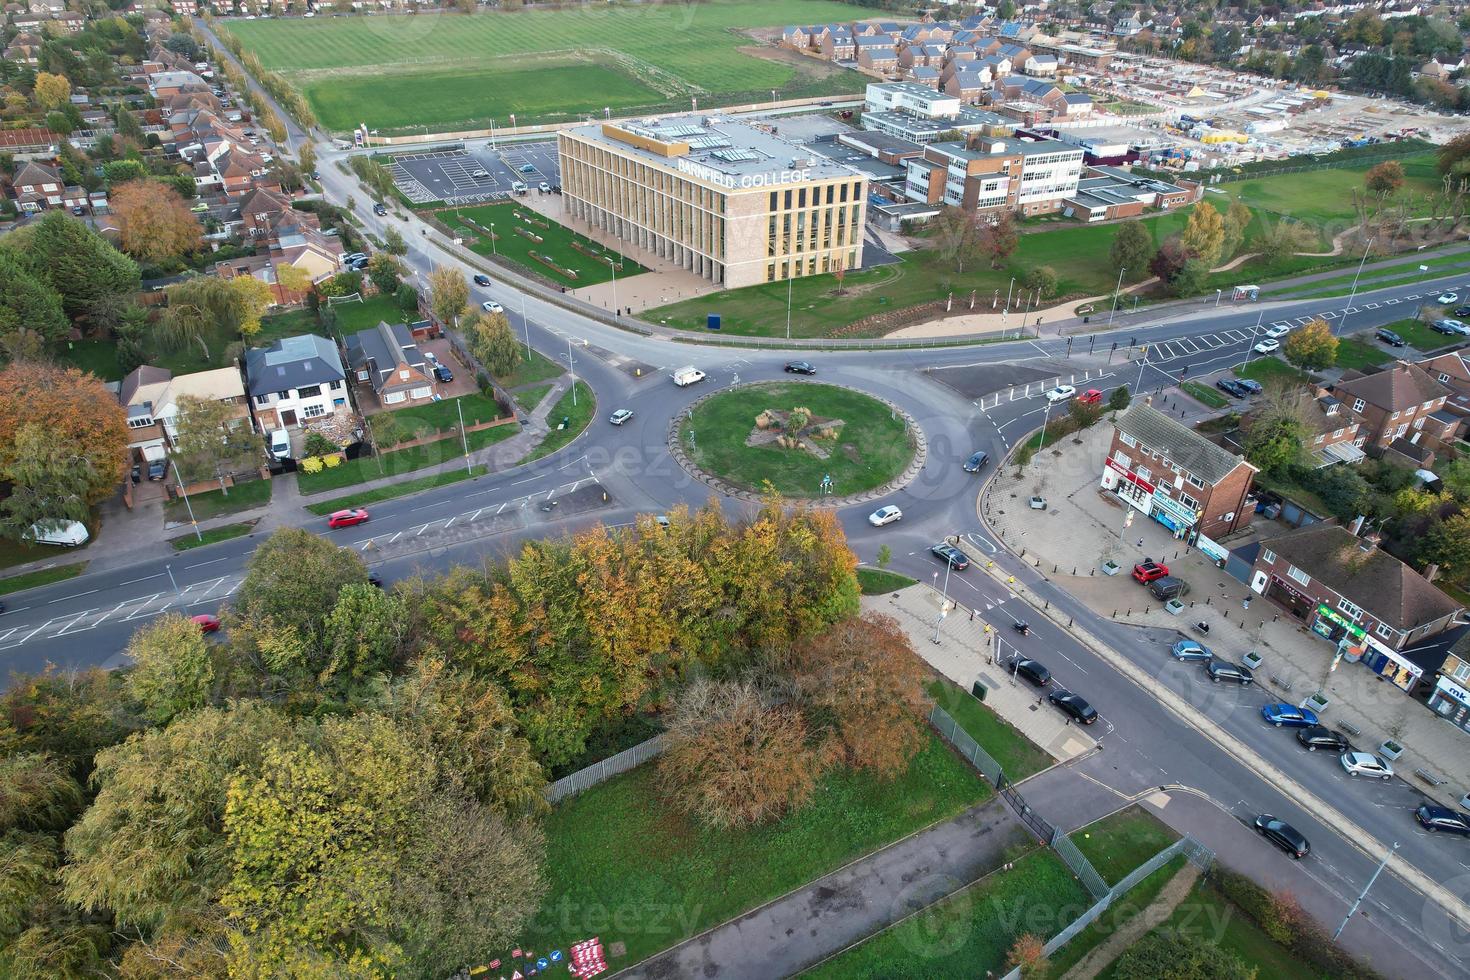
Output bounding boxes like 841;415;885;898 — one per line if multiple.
687;135;731;149
713;148;758;163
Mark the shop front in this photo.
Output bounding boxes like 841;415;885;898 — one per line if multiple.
1149;489;1198;539
1312;604;1422;692
1100;459;1153;514
1265;575;1313;620
1428;676;1470;734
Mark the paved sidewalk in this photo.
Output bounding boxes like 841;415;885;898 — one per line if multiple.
621;797;1027;980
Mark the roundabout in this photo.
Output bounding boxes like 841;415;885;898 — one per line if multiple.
670;381;923;503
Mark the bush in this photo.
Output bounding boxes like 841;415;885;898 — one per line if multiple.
1109;386;1132;412
1213;868;1383;980
304;432;337;458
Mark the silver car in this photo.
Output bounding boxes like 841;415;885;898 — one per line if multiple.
868;505;902;527
1171;639;1212;662
1340;751;1394;780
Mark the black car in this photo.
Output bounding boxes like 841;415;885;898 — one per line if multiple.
1215;378;1248;398
372;203;388;216
1206;659;1254;685
1048;690;1097;724
784;360;817;375
432;364;453;383
1254;814;1310;859
1454;305;1470;318
1296;725;1349;752
1415;804;1470;836
963;451;989;473
1235;378;1263;395
473;274;492;287
1375;328;1405;347
930;543;969;569
1011;657;1052;687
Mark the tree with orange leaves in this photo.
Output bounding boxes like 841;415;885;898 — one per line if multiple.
0;362;127;540
110;179;202;264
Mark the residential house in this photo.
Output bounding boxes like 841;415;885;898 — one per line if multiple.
1023;53;1059;75
1327;361;1453;452
944;66;993;102
344;321;438;409
244;334;350;431
26;0;65;13
1418;348;1470;419
11;160;62;212
910;65;942;86
856;36;899;74
823;29;856;61
1101;401;1257;542
1249;523;1464;695
51;11;84;33
239;185;292;239
119;365;254;475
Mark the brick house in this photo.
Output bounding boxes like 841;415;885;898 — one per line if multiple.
1327;361;1453;452
344;321;437;409
1418;348;1470;420
1248;523;1464;694
11;160;62;211
1100;401;1257;545
244;334;350;431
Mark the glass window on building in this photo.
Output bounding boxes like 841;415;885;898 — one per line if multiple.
839;182;848;203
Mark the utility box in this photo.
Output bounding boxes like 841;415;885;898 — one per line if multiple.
707;314;721;330
971;680;987;702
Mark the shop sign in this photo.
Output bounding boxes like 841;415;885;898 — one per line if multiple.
1436;675;1470;706
1151;488;1197;524
1315;604;1365;640
1194;532;1229;564
1105;458;1154;493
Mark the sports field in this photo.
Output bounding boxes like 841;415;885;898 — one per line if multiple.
437;201;647;288
226;0;864;134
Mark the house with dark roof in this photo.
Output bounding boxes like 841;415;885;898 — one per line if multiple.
243;334;349;432
1249;523;1464;694
1418;348;1470;421
11;160;62;212
344;321;437;409
1326;361;1453;453
1101;401;1257;541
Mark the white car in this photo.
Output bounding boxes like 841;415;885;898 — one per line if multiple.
1045;384;1076;403
1262;324;1291;339
1340;751;1394;780
608;409;634;426
470;169;490;179
538;182;551;193
1253;339;1281;355
868;505;902;526
481;300;504;313
1437;292;1459;305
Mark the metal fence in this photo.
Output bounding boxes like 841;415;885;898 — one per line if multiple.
928;704;1003;784
997;834;1215;980
1050;828;1110;901
543;734;667;804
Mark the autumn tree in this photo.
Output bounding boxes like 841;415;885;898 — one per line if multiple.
298;141;316;175
979;211;1019;269
464;309;521;378
1149;235;1192;284
320;583;412;695
33;72;71;111
427;265;469;326
159;275;272;360
383;225;408;256
123;613;217;724
931;205;984;273
1109;219;1153;280
659;678;820;829
1251;220;1318;264
367;251;402;296
1243;381;1316;474
274;262;314;298
170;394;262;491
1365;160;1405;195
1181;201;1226;267
1221;200;1253;260
3;211;139;325
1007;934;1049;978
0;363;127;539
110;179;202;263
1023;264;1058;298
1283;316;1338;370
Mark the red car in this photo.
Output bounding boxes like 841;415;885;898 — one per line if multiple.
327;508;370;529
1076;389;1103;405
191;614;221;634
1132;560;1169;583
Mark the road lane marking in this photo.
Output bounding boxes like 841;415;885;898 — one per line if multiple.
47;589;98;604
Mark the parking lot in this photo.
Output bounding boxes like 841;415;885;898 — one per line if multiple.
388;140;561;205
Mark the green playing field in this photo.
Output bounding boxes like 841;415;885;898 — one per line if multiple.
227;0;865;133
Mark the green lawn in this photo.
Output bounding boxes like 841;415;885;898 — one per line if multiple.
1069;806;1179;887
514;383;554;413
304;465;489;515
383;391;507;435
56;339;124;382
1265;248;1470;299
1180;381;1229;409
682;382;913;497
297;423;519;494
927;678;1052;782
1218;152;1440;225
494;348;564;389
438;202;647;288
1236;357;1314;385
228;0;863;133
0;562;86;597
169;521;257;551
1369;317;1459;351
255;307;319;345
1334;337;1392;372
857;567;917;595
324;294;417;334
521;382;594;463
521;732;990;969
163;478;272;524
803;848;1090;979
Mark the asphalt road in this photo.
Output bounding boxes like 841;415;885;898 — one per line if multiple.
41;31;1470;971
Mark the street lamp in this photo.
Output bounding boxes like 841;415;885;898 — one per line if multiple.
785;272;794;339
520;291;531;362
567;336;577;407
1334;841;1399;940
509;113;516;137
1337;236;1375;335
1215;287;1223;307
610;257;619;318
489;222;497;256
1107;267;1126;327
170;458;202;542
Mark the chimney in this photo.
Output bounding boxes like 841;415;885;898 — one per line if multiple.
1359;529;1383;553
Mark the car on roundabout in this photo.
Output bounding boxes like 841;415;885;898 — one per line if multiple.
869;505;902;527
608;409;634;426
930;543;969;569
963;451;989;473
783;360;817;375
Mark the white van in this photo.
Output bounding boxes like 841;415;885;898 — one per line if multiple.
268;429;292;461
29;520;89;547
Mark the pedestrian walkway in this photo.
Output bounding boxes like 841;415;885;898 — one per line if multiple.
1057;862;1202;980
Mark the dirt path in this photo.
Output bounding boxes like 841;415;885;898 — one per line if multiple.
1057;862;1203;980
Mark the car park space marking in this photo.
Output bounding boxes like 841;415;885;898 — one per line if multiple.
1177;338;1200;353
1366;302;1380;309
1387;297;1400;304
1272;321;1293;330
1222;330;1247;342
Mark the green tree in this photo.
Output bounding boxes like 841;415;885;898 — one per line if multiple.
0;251;67;355
1181;201;1226;267
1251;221;1318;264
4;212;140;324
1242;382;1314;474
1170;258;1210;297
1023;265;1058;298
33;71;70;110
367;252;402;296
383;226;408;256
233;527;370;664
321;583;410;694
123;613;216;724
100;159;147;184
0;424;97;539
1109;386;1132;412
170;395;262;492
1283;317;1338;370
464;310;522;379
1417;512;1470;582
1221;200;1253;259
1108;219;1153;280
931;205;984;273
0;753;82;834
1114;928;1255;979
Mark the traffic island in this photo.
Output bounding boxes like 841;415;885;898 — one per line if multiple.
670;381;924;503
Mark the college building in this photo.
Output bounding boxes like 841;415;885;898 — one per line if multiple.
557;116;869;289
903;135;1084;217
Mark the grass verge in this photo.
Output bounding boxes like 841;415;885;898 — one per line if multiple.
521;731;989;969
494;348;564;389
1069;806;1179;886
305;465;489;515
927;677;1052;781
521;382;594;463
1043;855;1188;978
169;521;257;551
514;383;555;413
1333;337;1391;372
298;425;517;494
1364;317;1459;351
857;567;917;595
1236;358;1314;385
163;478;272;524
1180;381;1229;409
0;562;86;597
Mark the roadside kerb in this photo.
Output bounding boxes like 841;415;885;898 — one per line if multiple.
949;529;1470;934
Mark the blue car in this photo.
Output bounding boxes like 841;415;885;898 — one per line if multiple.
1262;703;1319;728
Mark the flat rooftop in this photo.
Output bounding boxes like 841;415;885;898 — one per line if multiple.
570;115;861;186
1053;124;1164;146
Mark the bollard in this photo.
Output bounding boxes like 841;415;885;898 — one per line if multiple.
1045;600;1049;609
1020;547;1026;558
1072;566;1076;575
1205;596;1212;605
1053;564;1058;573
1145;606;1150;615
1112;610;1117;618
1068;617;1073;627
1090;568;1095;576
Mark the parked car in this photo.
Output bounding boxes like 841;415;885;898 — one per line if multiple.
1437;291;1459;305
784;360;817;375
1048;690;1097;724
1045;384;1077;403
963;451;989;473
473;274;492;286
1206;659;1254;685
1375;328;1406;347
1215;378;1249;398
1171;639;1213;662
1075;388;1103;405
930;543;969;569
538;182;551;193
327;508;370;529
519;164;537;174
470;169;490;179
191;614;221;634
608;409;634;426
1253;339;1281;355
1029;495;1047;510
482;300;504;313
1415;804;1470;836
869;505;902;527
1296;726;1350;752
1262;324;1291;339
1148;576;1186;601
432;363;453;383
1454;305;1470;318
1254;814;1310;859
1132;560;1169;583
1235;378;1262;394
1010;657;1052;687
1261;703;1320;728
1340;751;1394;780
1432;319;1470;336
267;429;291;461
